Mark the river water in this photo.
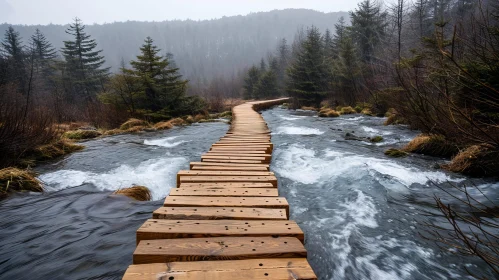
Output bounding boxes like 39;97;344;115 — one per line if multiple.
0;107;497;279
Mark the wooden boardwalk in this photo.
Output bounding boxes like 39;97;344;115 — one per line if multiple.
123;98;318;280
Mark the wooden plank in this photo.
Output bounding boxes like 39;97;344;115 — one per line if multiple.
203;153;272;161
190;162;270;169
202;159;265;164
123;259;315;280
163;196;288;215
169;187;278;197
212;143;273;148
201;155;269;163
179;176;277;187
153;207;287;220
207;150;267;154
133;236;306;264
179;182;275;188
191;165;269;171
136;219;303;243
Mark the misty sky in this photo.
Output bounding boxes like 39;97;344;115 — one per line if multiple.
0;0;366;25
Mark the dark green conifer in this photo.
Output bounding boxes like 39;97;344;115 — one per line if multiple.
61;18;109;102
243;65;260;99
286;26;328;107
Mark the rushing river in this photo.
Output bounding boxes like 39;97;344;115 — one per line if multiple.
1;107;498;280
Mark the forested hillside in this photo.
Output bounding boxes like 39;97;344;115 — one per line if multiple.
0;9;347;82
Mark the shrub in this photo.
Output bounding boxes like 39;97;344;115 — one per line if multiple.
154;121;174;130
442;145;499;177
327;110;340;117
354;105;363;113
63;130;102;140
403;134;459;158
113;186;152;201
370;136;384;143
0;168;44;199
120;118;149;130
340;106;356;115
384;148;408;158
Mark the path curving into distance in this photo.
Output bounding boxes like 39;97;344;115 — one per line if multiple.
122;98;318;280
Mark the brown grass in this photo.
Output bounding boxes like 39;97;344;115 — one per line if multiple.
319;108;340;118
62;130;102;140
104;129;124;136
126;126;146;133
403;134;459;158
361;108;374;116
170;118;186;126
442;144;499;177
154;121;174;130
301;106;317;111
340;106;356;115
0;168;44;198
194;114;206;122
28;139;84;162
120;118;149;130
185;115;195;124
113;186;152;201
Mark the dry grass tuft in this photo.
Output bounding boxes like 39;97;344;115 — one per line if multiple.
385;148;408;158
185;115;195;124
104;129;124;136
403;134;459;158
154;121;174;130
319;108;340;118
194;114;206;122
28;139;84;161
113;186;152;201
442;145;499;177
126;126;146;133
301;106;317;111
370;136;384;143
0;168;44;198
170;118;186;126
361;108;374;116
120;118;149;130
63;130;102;140
340;106;356;115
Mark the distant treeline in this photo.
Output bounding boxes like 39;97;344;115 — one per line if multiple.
245;0;499;155
0;9;347;82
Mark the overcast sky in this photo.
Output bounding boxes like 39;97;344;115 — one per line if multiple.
0;0;366;25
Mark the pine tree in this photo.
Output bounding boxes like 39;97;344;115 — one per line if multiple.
350;0;388;62
287;26;328;107
254;69;278;99
332;31;361;105
276;38;290;95
61;18;109;102
323;29;334;58
29;29;56;78
1;26;26;91
243;65;260;99
332;17;347;59
128;37;188;113
259;58;267;72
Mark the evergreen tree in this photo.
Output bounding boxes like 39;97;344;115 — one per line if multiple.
243;65;260;99
332;31;361;105
61;18;109;102
287;26;328;107
29;29;56;78
276;38;290;95
254;69;278;99
350;0;388;62
1;26;26;91
323;29;334;58
332;17;347;59
259;58;266;72
127;37;188;113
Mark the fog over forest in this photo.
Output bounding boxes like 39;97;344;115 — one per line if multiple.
0;9;347;82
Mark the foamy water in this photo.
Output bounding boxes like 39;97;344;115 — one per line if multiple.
39;157;187;200
274;126;324;135
144;136;189;147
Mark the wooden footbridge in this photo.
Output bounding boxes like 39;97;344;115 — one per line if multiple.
123;99;318;280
